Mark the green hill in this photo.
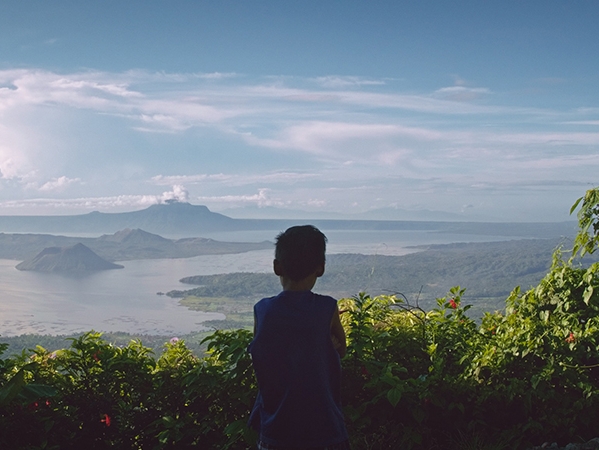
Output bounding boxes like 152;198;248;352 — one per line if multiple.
15;243;124;273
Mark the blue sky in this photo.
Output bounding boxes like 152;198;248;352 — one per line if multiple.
0;1;598;221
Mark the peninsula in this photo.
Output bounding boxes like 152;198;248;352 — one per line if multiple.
0;228;272;262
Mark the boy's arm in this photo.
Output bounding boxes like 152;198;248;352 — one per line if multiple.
330;304;347;358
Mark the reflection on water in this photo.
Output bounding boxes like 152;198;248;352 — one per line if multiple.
0;230;521;336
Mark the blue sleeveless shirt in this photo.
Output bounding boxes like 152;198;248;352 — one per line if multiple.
248;290;348;448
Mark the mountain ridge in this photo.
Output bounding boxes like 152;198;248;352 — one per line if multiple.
0;228;272;262
0;200;578;238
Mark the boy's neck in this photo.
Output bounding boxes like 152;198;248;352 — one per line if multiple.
274;260;324;292
280;274;318;292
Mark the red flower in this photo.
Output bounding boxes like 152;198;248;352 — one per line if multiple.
448;299;458;309
101;414;111;427
565;332;575;344
92;353;100;362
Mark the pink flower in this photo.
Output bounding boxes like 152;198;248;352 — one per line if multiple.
170;337;180;344
448;299;458;309
566;332;575;344
101;413;111;427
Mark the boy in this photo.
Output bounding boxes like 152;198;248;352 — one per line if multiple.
248;225;350;450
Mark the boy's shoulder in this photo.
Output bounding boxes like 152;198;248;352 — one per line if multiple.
255;291;337;309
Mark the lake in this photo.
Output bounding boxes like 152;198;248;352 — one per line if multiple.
0;229;523;336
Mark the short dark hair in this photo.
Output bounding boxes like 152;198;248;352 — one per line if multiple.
275;225;327;282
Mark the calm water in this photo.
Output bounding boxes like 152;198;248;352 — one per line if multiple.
0;230;519;336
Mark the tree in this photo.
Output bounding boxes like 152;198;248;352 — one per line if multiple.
570;186;599;258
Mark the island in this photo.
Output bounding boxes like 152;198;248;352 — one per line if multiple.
16;243;124;273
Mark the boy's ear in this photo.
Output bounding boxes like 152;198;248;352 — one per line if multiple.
273;259;284;276
315;263;325;278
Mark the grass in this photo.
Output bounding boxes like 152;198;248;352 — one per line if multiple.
179;295;255;329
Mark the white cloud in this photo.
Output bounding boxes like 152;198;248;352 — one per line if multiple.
243;83;500;115
0;122;40;181
39;176;81;192
160;185;189;203
487;131;599;146
151;174;229;185
197;72;239;80
310;76;386;89
0;68;597;220
243;121;445;160
6;65;586;176
136;114;191;132
433;86;491;101
49;77;143;98
304;198;327;207
0;69;241;135
513;154;599;170
151;172;318;187
196;188;284;207
0;185;189;213
0;195;156;212
564;120;599;125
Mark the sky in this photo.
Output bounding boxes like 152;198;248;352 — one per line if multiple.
1;1;598;222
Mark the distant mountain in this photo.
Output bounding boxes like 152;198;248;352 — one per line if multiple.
100;228;174;245
91;228;273;261
220;205;495;221
350;207;496;222
94;228;179;260
0;200;579;239
16;243;124;273
0;228;272;262
0;201;237;235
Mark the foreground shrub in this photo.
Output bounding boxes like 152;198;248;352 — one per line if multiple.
3;273;596;450
0;331;257;450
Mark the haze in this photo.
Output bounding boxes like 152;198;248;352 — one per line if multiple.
1;1;598;222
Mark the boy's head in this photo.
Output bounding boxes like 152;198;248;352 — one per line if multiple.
274;225;327;282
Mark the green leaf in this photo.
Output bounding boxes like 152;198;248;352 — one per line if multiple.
583;286;594;305
0;369;25;406
570;196;583;215
386;386;402;407
18;384;57;403
224;419;248;438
